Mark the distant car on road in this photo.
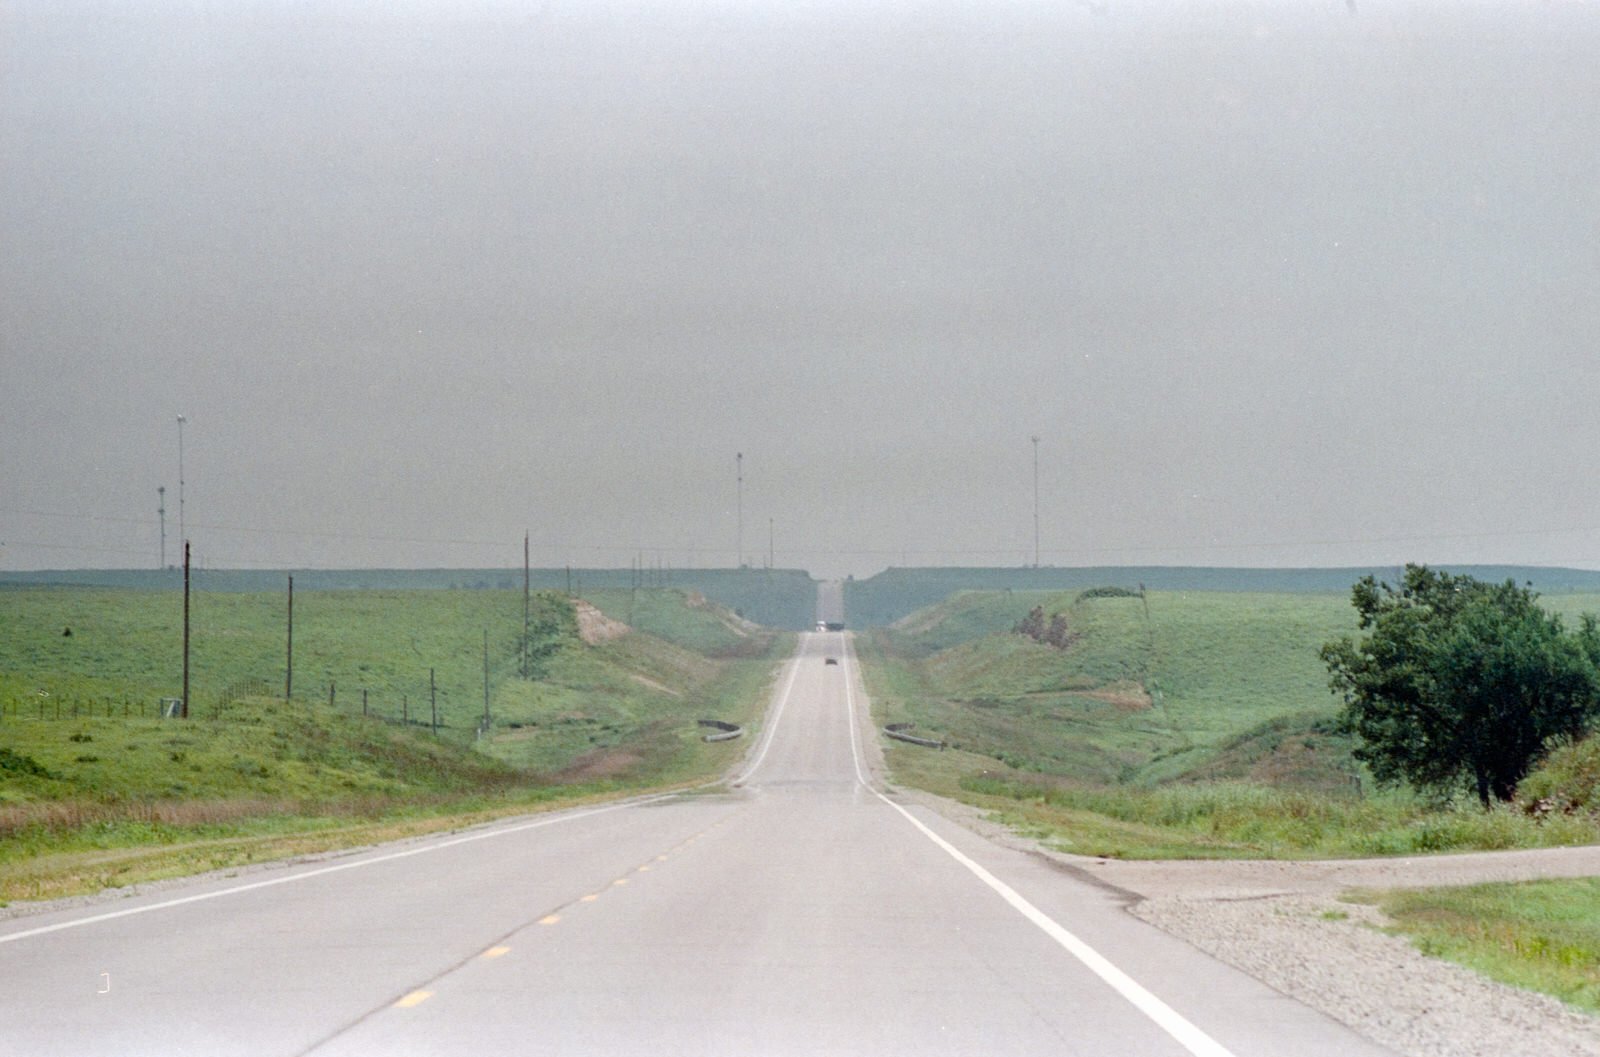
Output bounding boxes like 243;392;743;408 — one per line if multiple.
824;657;839;666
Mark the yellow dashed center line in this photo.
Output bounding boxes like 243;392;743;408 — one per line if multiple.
380;826;737;1021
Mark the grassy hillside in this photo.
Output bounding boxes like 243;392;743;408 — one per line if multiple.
0;585;784;901
0;695;572;902
870;588;1360;786
480;601;780;782
582;587;766;655
859;588;1600;858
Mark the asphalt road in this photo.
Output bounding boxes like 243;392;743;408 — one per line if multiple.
0;634;1398;1056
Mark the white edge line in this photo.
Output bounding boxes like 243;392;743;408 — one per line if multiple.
840;644;1238;1057
0;792;677;946
731;641;803;784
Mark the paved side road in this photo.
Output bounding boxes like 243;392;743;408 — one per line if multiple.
1;634;1399;1056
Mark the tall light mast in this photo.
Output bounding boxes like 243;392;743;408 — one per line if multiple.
1031;434;1041;568
176;414;187;547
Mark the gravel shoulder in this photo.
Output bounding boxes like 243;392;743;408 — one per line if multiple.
906;786;1600;1057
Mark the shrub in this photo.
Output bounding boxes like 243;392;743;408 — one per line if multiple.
1076;586;1142;602
0;747;57;779
1519;736;1600;816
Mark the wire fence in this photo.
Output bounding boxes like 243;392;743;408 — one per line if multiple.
0;678;472;733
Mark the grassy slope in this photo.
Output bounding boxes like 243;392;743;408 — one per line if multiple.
874;588;1360;785
583;587;767;656
0;586;784;902
482;613;781;782
860;588;1600;859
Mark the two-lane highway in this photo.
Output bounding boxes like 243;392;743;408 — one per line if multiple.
1;635;1397;1055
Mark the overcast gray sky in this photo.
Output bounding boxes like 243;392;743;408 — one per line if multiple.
4;0;1598;580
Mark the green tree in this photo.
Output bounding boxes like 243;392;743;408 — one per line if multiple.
1321;565;1600;808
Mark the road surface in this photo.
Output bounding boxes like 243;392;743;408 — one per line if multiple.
0;634;1397;1056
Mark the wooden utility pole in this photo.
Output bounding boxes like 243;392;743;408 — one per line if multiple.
523;532;531;678
181;541;191;718
285;575;294;701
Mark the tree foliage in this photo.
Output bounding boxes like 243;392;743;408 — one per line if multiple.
1321;565;1600;807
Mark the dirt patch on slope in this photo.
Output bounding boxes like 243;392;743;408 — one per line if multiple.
630;673;682;696
1074;681;1153;712
574;600;630;645
556;747;643;782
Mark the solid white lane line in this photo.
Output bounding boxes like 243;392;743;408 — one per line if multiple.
0;793;679;946
842;637;871;790
732;643;805;784
840;645;1238;1057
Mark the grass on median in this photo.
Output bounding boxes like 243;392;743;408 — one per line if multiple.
1352;878;1600;1014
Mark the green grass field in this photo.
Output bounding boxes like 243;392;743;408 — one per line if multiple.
0;583;566;730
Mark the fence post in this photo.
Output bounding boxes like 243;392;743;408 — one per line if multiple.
328;682;335;710
362;688;368;717
430;668;438;735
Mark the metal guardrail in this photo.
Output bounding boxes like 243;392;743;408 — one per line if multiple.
697;718;745;743
884;722;944;750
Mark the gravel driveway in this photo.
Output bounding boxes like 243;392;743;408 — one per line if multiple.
918;790;1600;1057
